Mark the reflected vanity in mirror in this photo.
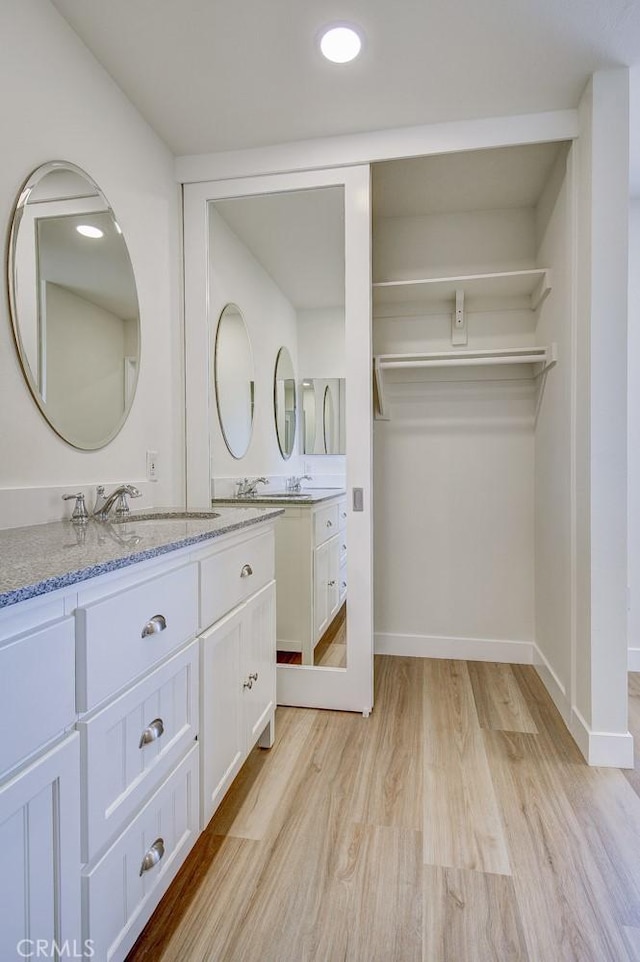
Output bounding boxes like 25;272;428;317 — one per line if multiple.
214;303;255;459
302;377;346;455
7;161;140;449
274;346;296;459
208;186;347;672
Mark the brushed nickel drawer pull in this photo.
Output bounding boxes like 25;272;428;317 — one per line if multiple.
139;718;165;748
141;614;167;638
139;838;165;876
326;520;333;528
240;563;253;578
341;581;347;589
249;672;258;682
243;677;253;690
328;580;336;587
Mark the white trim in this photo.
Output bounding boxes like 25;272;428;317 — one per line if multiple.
176;109;579;184
569;707;634;768
373;631;534;664
629;647;640;671
532;643;571;725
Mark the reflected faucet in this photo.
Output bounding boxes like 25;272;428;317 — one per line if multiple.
236;477;269;497
286;474;312;493
93;483;142;521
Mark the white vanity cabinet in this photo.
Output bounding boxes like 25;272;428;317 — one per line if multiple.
0;608;81;962
199;529;276;827
0;512;278;962
276;494;347;665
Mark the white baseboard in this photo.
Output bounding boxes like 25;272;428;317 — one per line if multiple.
570;707;634;769
373;632;534;664
532;643;571;725
629;648;640;671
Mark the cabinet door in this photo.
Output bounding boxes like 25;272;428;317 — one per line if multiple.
242;580;276;748
199;608;244;827
0;734;81;962
314;540;330;640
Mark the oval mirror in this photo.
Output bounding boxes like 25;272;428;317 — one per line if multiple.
214;303;255;458
274;346;296;459
7;161;140;450
323;383;335;454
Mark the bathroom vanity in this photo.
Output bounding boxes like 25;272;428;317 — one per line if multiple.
212;489;347;665
0;506;281;962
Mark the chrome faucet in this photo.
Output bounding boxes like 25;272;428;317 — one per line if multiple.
236;477;269;497
93;483;142;521
285;474;312;493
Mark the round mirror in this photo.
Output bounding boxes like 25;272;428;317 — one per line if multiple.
274;347;296;459
7;161;140;450
214;303;255;459
323;383;335;454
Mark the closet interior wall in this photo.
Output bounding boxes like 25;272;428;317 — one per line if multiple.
372;143;573;698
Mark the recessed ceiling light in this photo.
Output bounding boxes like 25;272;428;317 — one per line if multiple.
320;25;362;64
76;224;104;239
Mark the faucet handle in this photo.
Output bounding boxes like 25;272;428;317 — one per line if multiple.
62;492;89;524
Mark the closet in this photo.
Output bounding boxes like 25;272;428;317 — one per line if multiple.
372;141;573;682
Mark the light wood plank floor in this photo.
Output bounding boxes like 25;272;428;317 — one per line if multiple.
126;660;640;962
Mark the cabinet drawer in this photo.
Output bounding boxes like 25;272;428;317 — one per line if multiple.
0;618;75;775
313;503;339;547
76;564;198;712
200;529;274;629
338;499;348;532
79;641;199;862
83;743;199;962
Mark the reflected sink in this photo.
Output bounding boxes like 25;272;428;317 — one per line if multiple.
112;510;221;524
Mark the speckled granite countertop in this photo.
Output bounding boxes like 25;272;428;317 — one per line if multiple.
0;506;283;609
211;487;346;507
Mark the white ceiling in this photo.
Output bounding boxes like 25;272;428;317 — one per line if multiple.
50;0;640;165
214;187;345;310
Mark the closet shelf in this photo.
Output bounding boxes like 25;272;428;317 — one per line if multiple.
373;344;557;420
372;268;551;313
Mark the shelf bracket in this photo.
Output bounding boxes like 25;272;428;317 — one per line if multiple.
373;357;390;421
451;289;467;346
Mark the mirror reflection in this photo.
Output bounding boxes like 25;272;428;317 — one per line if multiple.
302;377;346;454
214;303;255;459
7;161;140;449
274;346;296;459
209;187;346;672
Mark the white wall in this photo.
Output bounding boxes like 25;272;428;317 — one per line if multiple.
373;204;537;660
44;283;128;447
628;199;640;668
373;208;536;281
0;0;182;527
209;209;302;491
